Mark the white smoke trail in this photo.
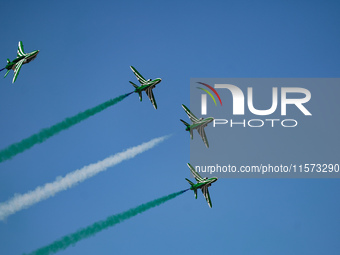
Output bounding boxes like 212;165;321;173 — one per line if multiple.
0;135;170;221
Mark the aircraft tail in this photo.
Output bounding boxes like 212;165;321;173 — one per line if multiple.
180;119;191;138
185;178;194;186
180;119;190;127
1;59;11;76
129;81;139;89
129;81;142;101
4;69;10;78
136;91;142;101
0;59;10;72
185;178;197;199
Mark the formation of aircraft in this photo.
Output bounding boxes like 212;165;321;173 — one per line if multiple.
129;66;162;109
1;41;218;208
0;41;39;83
185;163;218;208
180;104;214;148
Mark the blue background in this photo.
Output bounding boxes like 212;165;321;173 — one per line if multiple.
0;1;339;254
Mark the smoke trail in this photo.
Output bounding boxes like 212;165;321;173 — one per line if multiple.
27;189;188;255
0;135;169;221
0;92;133;163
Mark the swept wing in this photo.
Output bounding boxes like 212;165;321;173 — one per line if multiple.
130;66;146;84
201;186;212;208
17;41;26;57
187;163;203;182
182;104;199;123
145;87;157;109
12;59;25;83
197;126;209;148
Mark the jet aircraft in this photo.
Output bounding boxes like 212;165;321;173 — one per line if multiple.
0;41;39;83
185;163;218;208
180;104;214;148
129;66;162;109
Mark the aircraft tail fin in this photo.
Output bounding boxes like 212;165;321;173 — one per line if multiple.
180;119;190;127
185;178;198;199
129;81;139;89
129;81;142;101
7;59;10;64
180;119;191;135
4;69;10;78
185;178;194;186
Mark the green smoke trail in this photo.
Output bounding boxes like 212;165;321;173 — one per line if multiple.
0;93;132;163
27;189;188;255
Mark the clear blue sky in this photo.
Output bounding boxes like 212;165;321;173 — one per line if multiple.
0;1;339;254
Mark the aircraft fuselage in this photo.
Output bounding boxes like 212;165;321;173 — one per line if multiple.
134;78;162;93
189;117;214;131
190;177;218;190
5;50;39;70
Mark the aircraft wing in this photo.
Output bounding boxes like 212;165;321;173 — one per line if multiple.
197;126;209;148
145;87;157;109
17;41;26;57
12;59;25;83
201;186;212;208
181;104;199;123
187;163;204;182
130;66;146;84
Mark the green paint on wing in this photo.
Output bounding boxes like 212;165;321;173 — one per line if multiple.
26;190;187;255
0;93;131;163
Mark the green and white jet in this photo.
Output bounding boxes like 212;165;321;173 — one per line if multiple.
129;66;162;109
0;41;39;83
185;163;218;208
180;104;214;148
